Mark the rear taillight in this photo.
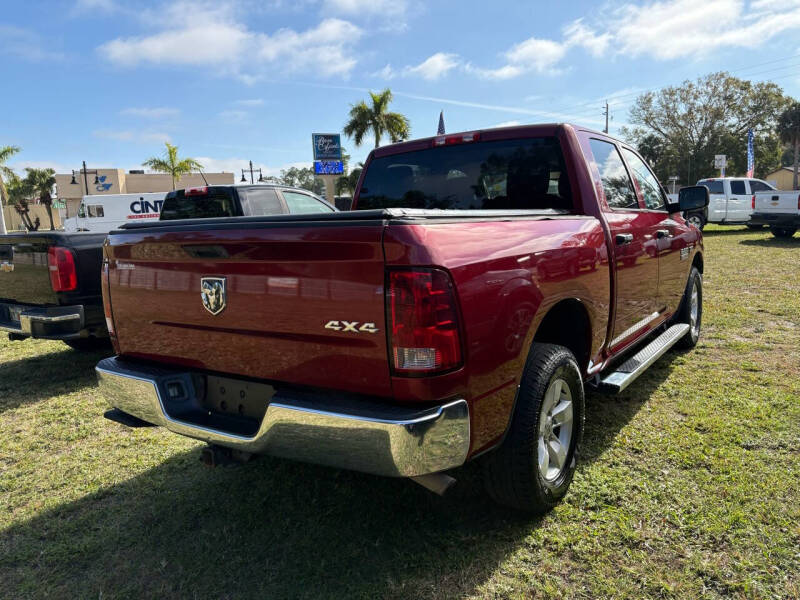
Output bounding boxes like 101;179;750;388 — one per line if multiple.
432;132;480;147
47;246;77;292
752;194;756;210
387;268;463;374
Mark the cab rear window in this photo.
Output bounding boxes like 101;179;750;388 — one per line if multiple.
160;189;238;220
357;137;572;211
698;180;724;194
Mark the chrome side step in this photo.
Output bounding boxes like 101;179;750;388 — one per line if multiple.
600;324;690;393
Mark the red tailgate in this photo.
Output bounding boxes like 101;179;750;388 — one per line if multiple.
106;224;392;397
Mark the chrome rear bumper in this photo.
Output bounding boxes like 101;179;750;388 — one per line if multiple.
0;303;84;339
95;357;470;477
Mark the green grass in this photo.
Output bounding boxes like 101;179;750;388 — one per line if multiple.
1;225;799;599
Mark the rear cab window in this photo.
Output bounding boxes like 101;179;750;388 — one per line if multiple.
698;180;724;194
160;187;239;220
356;137;573;211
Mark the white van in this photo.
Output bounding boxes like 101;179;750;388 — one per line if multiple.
689;177;776;230
64;193;166;233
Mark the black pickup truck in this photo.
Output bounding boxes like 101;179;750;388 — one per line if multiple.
0;232;110;350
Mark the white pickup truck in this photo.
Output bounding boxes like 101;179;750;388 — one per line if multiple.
750;189;800;238
686;177;776;230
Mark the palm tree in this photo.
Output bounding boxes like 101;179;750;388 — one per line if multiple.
142;142;203;190
24;168;57;230
777;101;800;190
0;145;21;234
343;89;410;149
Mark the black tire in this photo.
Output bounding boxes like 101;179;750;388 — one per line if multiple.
673;266;702;350
685;212;705;231
63;337;112;352
482;343;585;512
746;224;763;230
770;227;797;238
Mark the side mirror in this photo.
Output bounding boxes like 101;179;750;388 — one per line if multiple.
669;185;709;213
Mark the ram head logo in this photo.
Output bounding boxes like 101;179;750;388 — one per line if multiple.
201;277;227;315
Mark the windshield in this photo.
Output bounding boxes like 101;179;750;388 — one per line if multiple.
356;137;572;211
160;188;239;220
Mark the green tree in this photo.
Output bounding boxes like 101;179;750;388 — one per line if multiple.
142;142;203;190
336;163;363;196
6;176;37;231
268;166;325;196
622;72;788;184
0;145;21;234
777;101;800;189
23;167;57;230
343;89;410;148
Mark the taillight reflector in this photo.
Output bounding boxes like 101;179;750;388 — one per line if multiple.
387;268;462;374
48;246;77;292
185;186;208;196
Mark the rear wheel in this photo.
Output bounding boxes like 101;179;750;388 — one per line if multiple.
685;212;705;231
482;343;584;512
770;227;797;238
673;267;702;350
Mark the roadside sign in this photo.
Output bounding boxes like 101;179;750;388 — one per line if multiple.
314;160;344;175
714;155;727;169
312;134;342;160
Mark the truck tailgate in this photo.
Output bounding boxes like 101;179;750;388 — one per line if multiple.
0;235;59;305
106;223;393;397
756;191;799;213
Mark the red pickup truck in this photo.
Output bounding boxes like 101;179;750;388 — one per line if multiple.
96;124;708;512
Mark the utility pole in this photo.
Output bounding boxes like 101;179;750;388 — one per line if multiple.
603;100;609;134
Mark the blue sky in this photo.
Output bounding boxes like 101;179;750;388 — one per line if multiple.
2;0;800;177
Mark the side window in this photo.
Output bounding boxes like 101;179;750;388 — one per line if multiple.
239;188;283;216
621;148;666;210
730;180;746;195
282;191;334;214
749;180;771;193
87;205;104;218
588;139;638;209
698;180;724;194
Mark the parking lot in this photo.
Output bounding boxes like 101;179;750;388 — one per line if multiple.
1;225;798;599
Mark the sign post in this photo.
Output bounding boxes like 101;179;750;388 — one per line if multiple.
312;134;343;205
714;154;727;178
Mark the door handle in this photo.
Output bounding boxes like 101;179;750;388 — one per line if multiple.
655;229;671;239
615;233;634;245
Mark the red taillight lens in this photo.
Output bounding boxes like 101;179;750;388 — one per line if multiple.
185;186;208;196
48;246;77;292
387;268;462;374
752;194;756;210
432;132;480;147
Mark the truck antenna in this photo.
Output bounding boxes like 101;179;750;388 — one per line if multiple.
198;169;210;186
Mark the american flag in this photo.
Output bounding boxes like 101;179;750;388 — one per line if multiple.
746;129;754;178
437;110;445;135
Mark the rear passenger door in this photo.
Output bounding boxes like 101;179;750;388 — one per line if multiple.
727;179;749;222
587;138;660;351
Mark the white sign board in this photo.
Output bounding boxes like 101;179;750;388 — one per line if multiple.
714;154;727;169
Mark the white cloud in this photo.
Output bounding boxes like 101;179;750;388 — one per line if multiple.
120;107;180;118
563;20;610;58
234;99;264;107
403;52;460;80
322;0;407;17
0;25;65;62
468;37;567;80
372;64;396;79
98;4;362;79
93;130;171;144
218;109;249;123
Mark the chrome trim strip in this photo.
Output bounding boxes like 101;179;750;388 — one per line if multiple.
95;357;471;477
609;311;661;348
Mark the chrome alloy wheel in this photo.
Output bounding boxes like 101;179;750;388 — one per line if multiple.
690;278;700;336
537;377;574;483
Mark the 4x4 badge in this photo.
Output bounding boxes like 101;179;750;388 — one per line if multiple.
325;320;379;333
201;277;227;315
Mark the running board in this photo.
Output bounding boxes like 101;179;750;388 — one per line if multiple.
600;324;690;393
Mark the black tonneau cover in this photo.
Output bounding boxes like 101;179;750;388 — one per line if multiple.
112;208;578;234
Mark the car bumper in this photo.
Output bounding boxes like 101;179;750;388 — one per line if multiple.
749;212;800;227
95;356;471;478
0;303;85;339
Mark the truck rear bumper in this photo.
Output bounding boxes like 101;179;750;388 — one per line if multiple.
0;303;85;340
749;212;800;227
95;356;471;477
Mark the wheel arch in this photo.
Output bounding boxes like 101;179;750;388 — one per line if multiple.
531;298;592;374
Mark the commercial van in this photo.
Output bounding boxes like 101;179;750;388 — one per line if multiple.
64;193;166;233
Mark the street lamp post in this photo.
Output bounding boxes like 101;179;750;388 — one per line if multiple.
240;160;264;184
71;161;99;197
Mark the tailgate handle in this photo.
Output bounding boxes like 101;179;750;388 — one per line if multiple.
772;195;779;201
615;233;633;245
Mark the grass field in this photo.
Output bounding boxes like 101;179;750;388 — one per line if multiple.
1;225;798;599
